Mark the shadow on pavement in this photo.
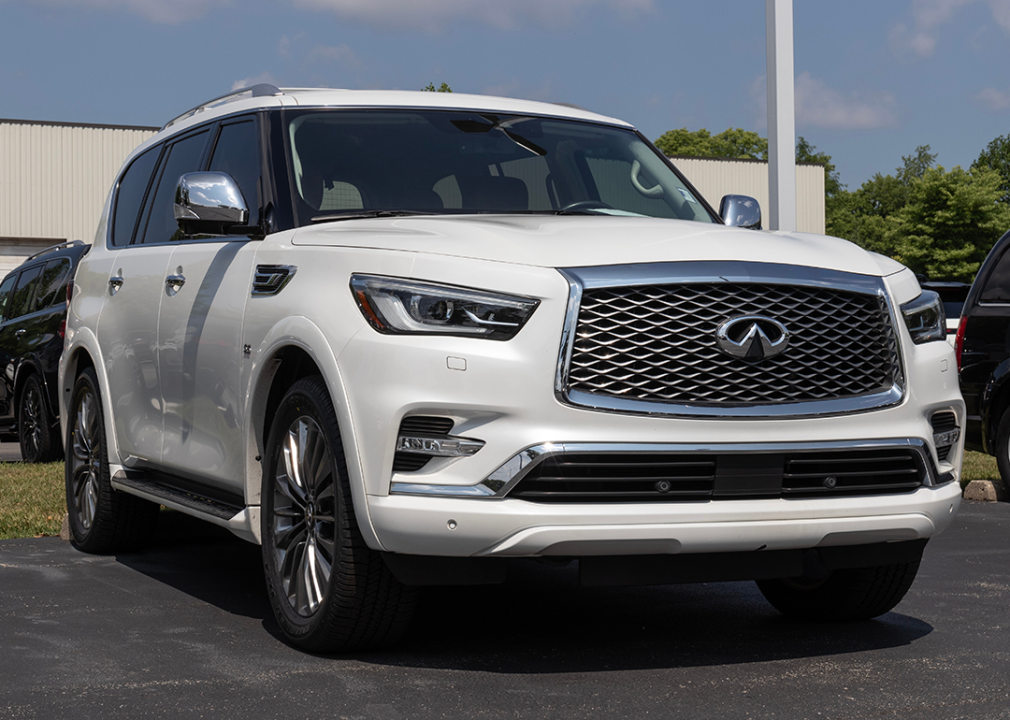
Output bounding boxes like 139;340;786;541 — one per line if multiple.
107;508;934;673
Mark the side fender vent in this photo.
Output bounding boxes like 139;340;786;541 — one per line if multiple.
253;265;297;296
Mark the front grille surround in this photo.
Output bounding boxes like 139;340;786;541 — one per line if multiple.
555;262;906;419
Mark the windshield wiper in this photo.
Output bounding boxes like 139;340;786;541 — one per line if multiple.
311;210;438;224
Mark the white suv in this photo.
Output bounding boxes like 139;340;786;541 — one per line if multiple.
61;85;964;652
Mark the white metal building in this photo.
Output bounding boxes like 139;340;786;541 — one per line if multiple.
0;119;157;275
0;119;826;277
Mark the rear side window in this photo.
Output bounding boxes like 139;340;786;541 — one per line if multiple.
981;248;1010;304
34;258;72;310
6;264;43;320
140;130;210;245
112;145;161;247
0;274;16;321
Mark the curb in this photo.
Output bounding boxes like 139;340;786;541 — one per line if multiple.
963;479;1010;503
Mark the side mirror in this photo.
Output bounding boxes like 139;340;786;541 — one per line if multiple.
720;194;761;230
174;172;250;235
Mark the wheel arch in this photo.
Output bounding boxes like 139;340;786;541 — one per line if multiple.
245;318;381;550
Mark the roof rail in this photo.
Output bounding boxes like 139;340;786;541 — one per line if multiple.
162;83;284;130
24;239;86;263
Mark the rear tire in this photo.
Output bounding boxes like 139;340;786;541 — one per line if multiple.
262;375;417;652
65;367;158;553
756;560;921;621
19;374;60;463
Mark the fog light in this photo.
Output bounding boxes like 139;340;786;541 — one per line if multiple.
396;435;485;457
933;429;960;448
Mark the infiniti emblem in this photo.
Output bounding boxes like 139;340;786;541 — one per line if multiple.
715;315;790;359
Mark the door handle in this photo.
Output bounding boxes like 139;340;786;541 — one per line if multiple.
15;328;26;338
108;275;124;295
165;274;186;296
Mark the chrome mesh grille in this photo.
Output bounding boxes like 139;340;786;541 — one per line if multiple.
566;282;899;407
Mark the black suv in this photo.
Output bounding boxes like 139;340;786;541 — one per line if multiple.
957;228;1010;486
0;240;89;462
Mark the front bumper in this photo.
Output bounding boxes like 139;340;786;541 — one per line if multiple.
368;481;962;557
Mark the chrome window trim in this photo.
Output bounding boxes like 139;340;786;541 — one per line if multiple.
387;438;938;499
554;261;906;419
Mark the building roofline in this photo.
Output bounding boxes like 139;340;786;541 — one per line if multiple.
0;118;159;132
667;153;825;167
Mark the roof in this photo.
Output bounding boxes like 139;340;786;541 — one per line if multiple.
159;84;630;135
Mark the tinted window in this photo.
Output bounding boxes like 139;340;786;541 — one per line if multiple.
7;264;43;320
140;130;210;245
208;120;259;217
112;145;161;247
0;274;16;321
981;248;1010;303
34;258;72;311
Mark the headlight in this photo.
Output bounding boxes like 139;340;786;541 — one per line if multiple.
350;274;540;340
901;290;946;344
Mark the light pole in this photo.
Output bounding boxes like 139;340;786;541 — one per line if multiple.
766;0;796;232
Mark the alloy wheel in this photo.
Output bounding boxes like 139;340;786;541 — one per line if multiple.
271;415;337;617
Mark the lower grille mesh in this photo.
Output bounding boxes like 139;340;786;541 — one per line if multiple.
507;447;925;502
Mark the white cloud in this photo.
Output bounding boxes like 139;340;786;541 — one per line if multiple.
976;87;1010;110
795;73;899;130
7;0;223;23
231;72;280;92
291;0;653;31
890;0;1010;58
751;74;899;131
308;44;362;68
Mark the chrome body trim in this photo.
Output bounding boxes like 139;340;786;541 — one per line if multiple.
387;438;940;499
554;261;906;419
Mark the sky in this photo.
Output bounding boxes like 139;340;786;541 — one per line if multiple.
2;0;1010;191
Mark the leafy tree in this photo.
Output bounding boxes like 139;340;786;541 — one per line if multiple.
972;133;1010;204
887;166;1010;281
826;146;936;245
654;127;768;160
422;82;452;93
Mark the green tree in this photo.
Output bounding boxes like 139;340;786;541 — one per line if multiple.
422;82;452;93
972;133;1010;204
887;166;1010;281
826;146;936;245
654;127;768;160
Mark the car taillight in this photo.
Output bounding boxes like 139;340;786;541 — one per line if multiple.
955;315;967;372
59;320;66;339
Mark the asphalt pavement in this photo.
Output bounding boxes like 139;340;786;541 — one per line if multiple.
1;500;1009;719
0;440;22;462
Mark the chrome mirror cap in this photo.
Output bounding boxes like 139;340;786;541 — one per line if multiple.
174;172;249;229
720;194;762;230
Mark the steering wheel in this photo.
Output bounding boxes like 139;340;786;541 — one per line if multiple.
559;200;613;212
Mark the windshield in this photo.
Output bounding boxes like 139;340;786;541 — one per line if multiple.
285;109;715;225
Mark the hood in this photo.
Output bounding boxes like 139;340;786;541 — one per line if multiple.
291;215;896;277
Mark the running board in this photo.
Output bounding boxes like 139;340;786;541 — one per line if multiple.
112;470;244;520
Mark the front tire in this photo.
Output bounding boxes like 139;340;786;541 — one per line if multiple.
262;376;416;652
19;374;60;463
65;367;157;553
756;560;921;621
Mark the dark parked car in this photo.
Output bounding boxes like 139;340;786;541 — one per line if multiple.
957;229;1010;486
0;240;89;462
